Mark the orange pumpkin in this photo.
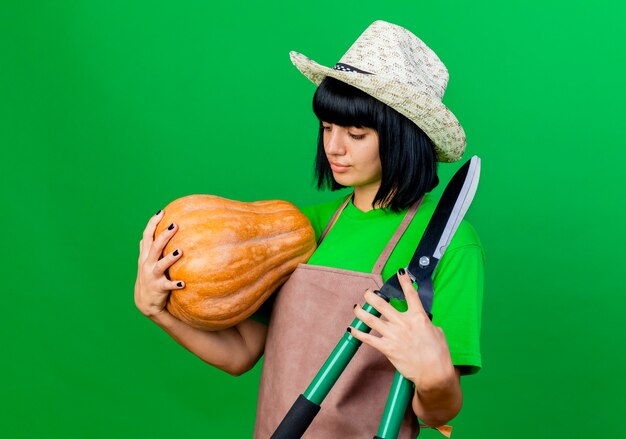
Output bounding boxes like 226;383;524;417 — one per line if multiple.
154;194;316;330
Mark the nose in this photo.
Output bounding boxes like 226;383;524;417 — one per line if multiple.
324;126;346;156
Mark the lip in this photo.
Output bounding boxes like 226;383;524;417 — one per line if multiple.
329;161;351;173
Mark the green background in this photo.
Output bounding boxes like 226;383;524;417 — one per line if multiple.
2;0;625;438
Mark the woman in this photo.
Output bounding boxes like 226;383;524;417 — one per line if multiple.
135;20;483;438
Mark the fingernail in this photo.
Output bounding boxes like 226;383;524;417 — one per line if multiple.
168;223;175;231
156;209;162;216
346;327;352;333
173;249;180;256
398;268;406;276
177;281;183;287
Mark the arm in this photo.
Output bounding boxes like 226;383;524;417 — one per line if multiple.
411;366;462;427
134;210;268;376
148;311;267;376
410;243;484;426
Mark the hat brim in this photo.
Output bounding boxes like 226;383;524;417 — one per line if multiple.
290;51;466;163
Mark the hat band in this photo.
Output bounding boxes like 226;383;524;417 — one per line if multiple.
332;63;373;75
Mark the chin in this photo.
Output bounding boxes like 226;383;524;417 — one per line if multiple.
332;174;355;188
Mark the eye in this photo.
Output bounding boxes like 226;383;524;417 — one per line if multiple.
350;133;365;140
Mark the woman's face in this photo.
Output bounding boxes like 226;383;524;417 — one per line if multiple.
321;122;382;190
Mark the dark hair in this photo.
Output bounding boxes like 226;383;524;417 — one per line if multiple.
312;76;439;212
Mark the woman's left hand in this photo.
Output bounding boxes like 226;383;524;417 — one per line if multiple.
349;269;456;392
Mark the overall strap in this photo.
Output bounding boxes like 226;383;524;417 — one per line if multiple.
371;196;424;275
317;193;353;246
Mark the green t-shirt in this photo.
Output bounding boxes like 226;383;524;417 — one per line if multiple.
253;192;484;375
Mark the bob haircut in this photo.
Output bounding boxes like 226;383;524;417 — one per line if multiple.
312;76;439;212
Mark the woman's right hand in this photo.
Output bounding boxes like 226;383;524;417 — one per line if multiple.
134;210;185;318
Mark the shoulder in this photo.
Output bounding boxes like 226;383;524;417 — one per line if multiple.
448;219;483;253
411;193;483;253
299;194;349;241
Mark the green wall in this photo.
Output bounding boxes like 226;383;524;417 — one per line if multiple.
2;1;625;437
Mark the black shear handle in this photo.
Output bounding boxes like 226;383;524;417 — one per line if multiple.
270;394;321;439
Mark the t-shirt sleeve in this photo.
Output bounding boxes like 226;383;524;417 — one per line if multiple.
431;241;485;376
300;195;347;242
300;204;323;242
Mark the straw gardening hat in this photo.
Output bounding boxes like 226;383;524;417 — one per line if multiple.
289;20;466;163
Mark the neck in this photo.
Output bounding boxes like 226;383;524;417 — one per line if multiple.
352;183;383;212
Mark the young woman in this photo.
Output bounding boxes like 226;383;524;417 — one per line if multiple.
134;20;483;438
